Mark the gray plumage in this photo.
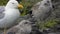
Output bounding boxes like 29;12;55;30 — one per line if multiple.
0;6;5;19
7;20;32;34
0;6;5;13
31;0;53;21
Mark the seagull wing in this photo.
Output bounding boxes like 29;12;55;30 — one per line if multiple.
0;6;5;19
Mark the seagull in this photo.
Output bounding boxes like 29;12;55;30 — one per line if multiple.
32;0;53;21
0;0;23;28
6;20;32;34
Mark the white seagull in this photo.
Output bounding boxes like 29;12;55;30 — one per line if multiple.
0;0;23;28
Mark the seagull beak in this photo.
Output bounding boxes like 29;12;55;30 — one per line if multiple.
18;4;23;9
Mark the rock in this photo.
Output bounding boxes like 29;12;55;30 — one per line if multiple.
48;33;56;34
52;0;60;18
53;24;60;32
48;32;60;34
17;14;32;23
6;20;32;34
31;0;53;21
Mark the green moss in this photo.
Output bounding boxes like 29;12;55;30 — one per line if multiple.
0;0;8;6
45;19;57;28
36;19;58;30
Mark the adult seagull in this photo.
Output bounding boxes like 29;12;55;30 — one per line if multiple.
0;0;23;28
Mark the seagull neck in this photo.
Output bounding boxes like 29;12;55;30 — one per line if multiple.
5;6;18;10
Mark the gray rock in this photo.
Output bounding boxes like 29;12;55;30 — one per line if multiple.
52;0;60;18
48;32;60;34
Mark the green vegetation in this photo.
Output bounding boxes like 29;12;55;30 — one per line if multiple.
0;0;8;6
20;1;32;16
20;0;42;16
36;19;58;30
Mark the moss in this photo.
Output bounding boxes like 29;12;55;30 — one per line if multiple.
36;19;58;30
0;0;8;6
45;19;57;28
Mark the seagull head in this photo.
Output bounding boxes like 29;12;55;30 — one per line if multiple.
5;0;23;9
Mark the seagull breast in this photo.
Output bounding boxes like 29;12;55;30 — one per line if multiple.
0;9;20;28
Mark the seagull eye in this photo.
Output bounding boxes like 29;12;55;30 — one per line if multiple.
12;3;15;4
24;22;28;24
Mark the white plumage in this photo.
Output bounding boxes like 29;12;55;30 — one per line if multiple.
0;0;23;28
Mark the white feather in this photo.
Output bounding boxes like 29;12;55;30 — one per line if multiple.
0;0;20;28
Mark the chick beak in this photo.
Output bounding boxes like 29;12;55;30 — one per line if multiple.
18;4;23;9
